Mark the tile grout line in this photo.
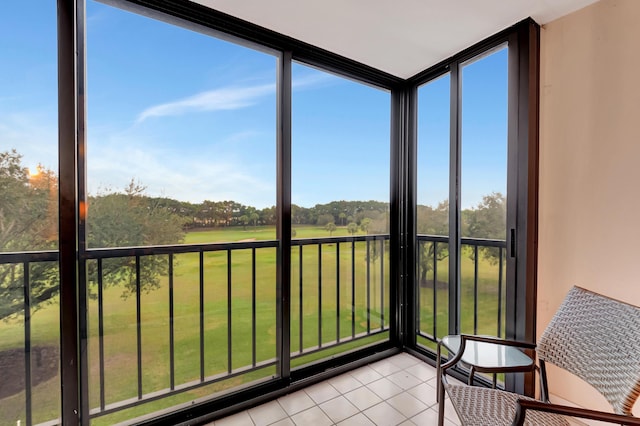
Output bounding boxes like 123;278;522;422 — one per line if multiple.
217;355;447;426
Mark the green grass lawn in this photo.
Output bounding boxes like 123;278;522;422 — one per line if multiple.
416;243;506;353
0;225;503;424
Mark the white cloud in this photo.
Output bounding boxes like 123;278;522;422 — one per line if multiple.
136;73;339;123
136;83;275;123
1;73;339;209
292;71;338;89
87;131;275;208
0;111;58;171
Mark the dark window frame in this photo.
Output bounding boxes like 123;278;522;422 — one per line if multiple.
56;0;539;423
403;19;540;396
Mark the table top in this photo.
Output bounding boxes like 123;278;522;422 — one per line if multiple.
441;335;534;370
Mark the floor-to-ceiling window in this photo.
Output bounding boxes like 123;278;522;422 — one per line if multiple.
0;2;60;425
415;73;451;351
411;25;539;395
459;47;508;338
84;1;279;423
415;45;510;351
290;62;391;369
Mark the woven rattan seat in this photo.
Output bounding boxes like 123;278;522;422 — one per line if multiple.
437;286;640;426
446;384;569;426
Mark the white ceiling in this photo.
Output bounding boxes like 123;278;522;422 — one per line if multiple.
191;0;599;79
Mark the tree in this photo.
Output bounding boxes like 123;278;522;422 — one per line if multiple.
465;192;506;240
325;222;337;236
0;150;58;320
416;200;449;287
239;214;249;230
360;218;371;235
0;151;56;252
0;150;187;320
368;212;389;235
316;213;334;227
85;180;187;298
250;212;259;226
338;212;346;226
464;192;506;264
347;222;359;235
260;206;276;226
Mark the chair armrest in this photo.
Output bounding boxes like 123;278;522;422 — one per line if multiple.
458;334;537;350
512;399;640;425
439;334;536;376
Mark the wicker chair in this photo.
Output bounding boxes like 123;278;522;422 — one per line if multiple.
438;286;640;426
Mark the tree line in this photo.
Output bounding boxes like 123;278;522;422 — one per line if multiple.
0;149;505;319
148;197;390;234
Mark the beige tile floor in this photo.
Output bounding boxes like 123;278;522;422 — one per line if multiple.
208;353;461;426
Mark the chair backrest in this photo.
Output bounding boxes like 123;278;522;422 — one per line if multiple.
537;286;640;415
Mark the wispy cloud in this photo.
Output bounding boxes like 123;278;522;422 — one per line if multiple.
136;72;338;123
87;131;276;208
0;111;58;171
86;71;342;206
136;83;275;123
292;71;338;89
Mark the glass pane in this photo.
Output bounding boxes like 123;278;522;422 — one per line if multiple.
460;46;508;336
291;63;390;367
86;1;277;422
0;1;60;424
416;73;451;344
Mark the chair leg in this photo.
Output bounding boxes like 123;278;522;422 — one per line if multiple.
437;341;446;426
437;381;446;426
436;341;442;403
539;360;549;403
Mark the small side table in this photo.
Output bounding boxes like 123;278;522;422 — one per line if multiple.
436;335;536;397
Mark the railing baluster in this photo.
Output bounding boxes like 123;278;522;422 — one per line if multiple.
252;248;256;367
199;251;205;381
380;239;384;330
417;241;421;334
299;245;303;353
433;242;438;339
336;242;340;343
168;254;175;391
474;245;479;335
136;256;142;399
98;259;106;408
497;247;504;338
351;240;355;339
318;244;322;348
24;261;32;426
227;250;232;373
366;239;370;333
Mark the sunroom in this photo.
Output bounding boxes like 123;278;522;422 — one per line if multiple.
1;0;639;424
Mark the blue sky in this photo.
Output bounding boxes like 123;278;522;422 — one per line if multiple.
418;48;508;210
1;1;507;210
0;2;58;176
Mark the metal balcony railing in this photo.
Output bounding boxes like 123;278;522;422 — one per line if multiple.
416;234;507;344
0;250;59;426
0;235;390;425
291;235;390;360
1;233;506;424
